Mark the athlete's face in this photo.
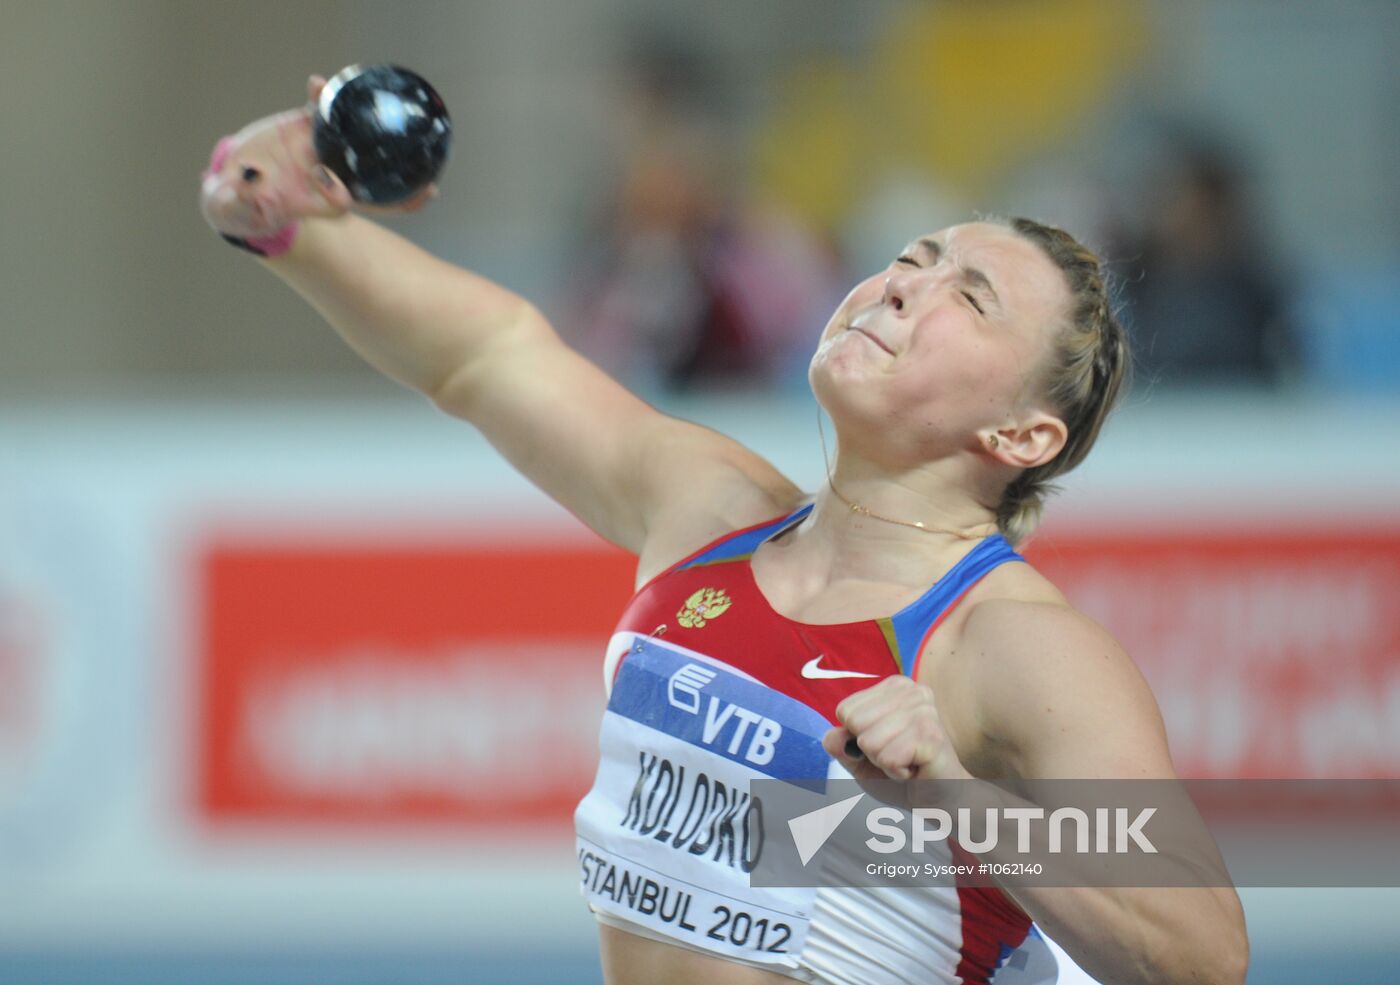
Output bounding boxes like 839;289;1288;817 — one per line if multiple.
809;222;1071;462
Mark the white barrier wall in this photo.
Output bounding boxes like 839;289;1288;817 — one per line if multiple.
2;390;1398;971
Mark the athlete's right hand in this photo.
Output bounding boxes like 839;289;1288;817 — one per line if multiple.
199;75;436;242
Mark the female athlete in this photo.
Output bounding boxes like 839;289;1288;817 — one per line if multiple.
201;76;1247;985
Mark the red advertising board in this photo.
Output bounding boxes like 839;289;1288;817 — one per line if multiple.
196;525;1400;828
197;535;636;826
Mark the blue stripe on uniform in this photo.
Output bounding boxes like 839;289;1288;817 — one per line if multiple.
678;504;814;569
888;534;1023;675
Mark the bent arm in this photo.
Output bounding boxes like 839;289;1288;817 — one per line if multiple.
249;213;798;562
962;601;1249;985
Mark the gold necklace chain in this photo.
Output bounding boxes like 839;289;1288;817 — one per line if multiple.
816;406;998;541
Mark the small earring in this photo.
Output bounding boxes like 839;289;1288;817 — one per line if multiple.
988;435;999;449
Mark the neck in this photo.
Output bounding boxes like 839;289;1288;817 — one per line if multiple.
822;455;999;541
759;417;1006;594
814;411;1000;543
766;475;991;595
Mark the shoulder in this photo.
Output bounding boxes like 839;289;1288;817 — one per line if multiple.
959;594;1131;690
940;557;1118;680
952;586;1176;780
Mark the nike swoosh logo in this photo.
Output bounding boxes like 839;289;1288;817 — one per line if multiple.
801;656;880;680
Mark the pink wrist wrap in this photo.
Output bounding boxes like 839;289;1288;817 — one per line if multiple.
204;135;300;258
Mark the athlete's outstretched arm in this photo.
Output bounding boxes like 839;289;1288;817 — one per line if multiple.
202;79;799;565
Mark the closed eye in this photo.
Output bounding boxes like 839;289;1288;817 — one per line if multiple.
895;255;919;266
962;291;985;314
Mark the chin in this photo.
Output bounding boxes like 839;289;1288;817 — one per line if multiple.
809;356;884;431
809;331;882;390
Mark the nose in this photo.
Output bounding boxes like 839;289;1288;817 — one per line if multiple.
882;269;915;313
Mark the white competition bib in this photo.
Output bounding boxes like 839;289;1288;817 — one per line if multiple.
575;637;838;968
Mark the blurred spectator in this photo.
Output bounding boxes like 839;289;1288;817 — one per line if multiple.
558;33;842;392
1115;136;1297;387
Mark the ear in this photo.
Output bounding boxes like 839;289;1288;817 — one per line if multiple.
984;410;1067;471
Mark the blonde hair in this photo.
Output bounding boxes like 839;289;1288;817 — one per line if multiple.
996;217;1131;545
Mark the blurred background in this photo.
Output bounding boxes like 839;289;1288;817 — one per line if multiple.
2;1;1398;983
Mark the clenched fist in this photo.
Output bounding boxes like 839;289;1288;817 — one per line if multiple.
823;676;973;785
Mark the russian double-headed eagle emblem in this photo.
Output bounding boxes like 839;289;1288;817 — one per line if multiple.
677;587;732;628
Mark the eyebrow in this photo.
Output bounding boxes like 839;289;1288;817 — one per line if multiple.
910;237;1000;306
